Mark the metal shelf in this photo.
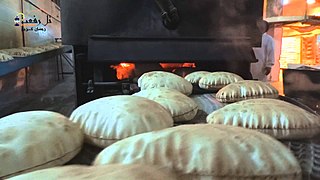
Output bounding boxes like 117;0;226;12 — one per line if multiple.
0;46;72;77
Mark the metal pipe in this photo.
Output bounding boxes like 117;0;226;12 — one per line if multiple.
21;0;26;47
155;0;175;14
154;0;180;30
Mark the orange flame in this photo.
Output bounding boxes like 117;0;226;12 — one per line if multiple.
119;63;131;68
111;62;196;80
111;63;135;80
182;63;196;68
159;63;196;69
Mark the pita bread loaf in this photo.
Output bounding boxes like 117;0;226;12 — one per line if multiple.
0;52;14;62
94;124;302;180
37;44;60;51
0;111;83;179
37;46;55;51
133;88;198;122
0;48;33;57
207;98;320;139
216;80;279;103
8;164;177;180
21;47;45;55
184;71;210;84
199;72;243;90
50;43;63;49
70;95;173;148
138;71;193;96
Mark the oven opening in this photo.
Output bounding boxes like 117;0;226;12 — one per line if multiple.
85;60;253;105
110;63;197;81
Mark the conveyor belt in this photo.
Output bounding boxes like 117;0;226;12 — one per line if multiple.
67;94;320;179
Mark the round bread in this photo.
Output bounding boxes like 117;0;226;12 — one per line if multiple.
133;88;198;122
0;111;83;179
20;47;45;55
184;71;210;84
216;80;279;103
0;48;33;57
94;124;302;180
69;95;173;148
0;52;14;62
8;164;177;180
138;71;193;96
36;43;61;51
199;72;243;90
207;98;320;139
49;43;62;49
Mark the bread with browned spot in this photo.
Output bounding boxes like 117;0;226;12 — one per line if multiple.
70;95;173;148
199;72;243;90
0;52;14;62
138;71;193;96
216;80;278;103
133;88;198;122
94;124;302;180
0;111;83;179
207;98;320;139
184;71;210;84
8;164;177;180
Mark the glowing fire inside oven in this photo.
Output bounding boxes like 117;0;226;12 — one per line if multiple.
111;63;196;80
160;63;196;69
110;63;136;80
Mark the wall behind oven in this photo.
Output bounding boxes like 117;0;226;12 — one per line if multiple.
0;0;61;49
0;0;64;118
0;0;23;49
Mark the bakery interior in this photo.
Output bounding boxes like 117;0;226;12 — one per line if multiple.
1;0;320;179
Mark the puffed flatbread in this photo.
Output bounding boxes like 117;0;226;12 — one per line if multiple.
37;46;55;51
37;44;59;51
184;71;210;84
49;45;59;49
0;52;14;62
94;124;302;180
216;80;279;103
70;95;173;148
20;47;45;55
199;72;243;90
207;98;320;139
8;164;177;180
0;111;83;179
133;88;198;122
138;71;193;96
0;48;33;57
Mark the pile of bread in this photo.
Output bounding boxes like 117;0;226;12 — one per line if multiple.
1;70;320;180
0;43;63;62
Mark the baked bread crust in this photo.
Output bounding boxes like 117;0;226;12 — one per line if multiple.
216;80;279;103
0;52;14;62
207;98;320;139
0;111;83;179
70;95;173;148
184;71;210;84
94;124;302;179
199;72;243;90
138;71;193;96
133;88;198;122
8;164;177;180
